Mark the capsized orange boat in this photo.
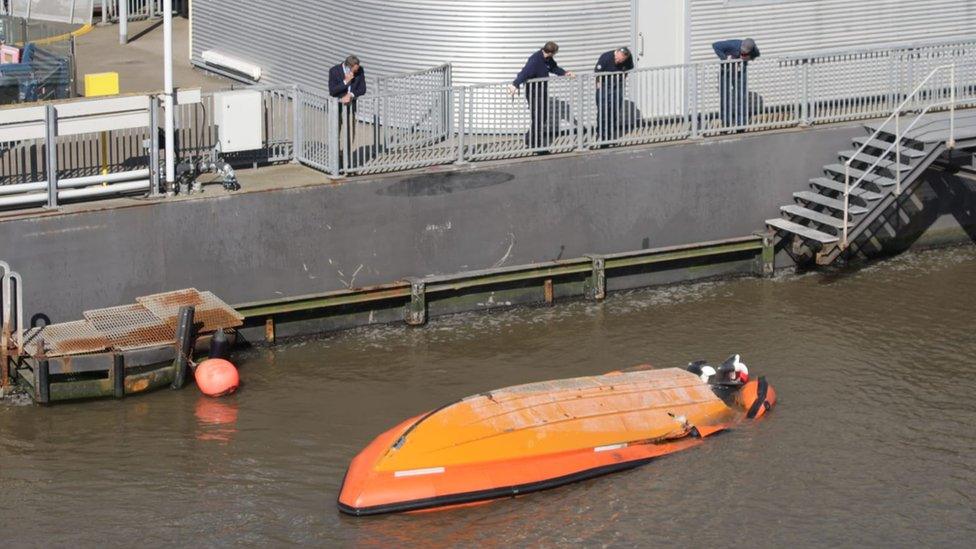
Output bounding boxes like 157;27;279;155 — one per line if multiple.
338;356;776;516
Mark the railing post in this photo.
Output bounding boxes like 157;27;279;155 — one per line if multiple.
148;94;161;197
895;111;901;195
576;75;586;151
690;64;701;139
328;98;340;176
44;105;59;209
843;164;850;248
799;60;811;126
455;87;466;164
948;64;956;149
292;85;303;164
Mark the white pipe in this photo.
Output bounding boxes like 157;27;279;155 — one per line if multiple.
0;180;151;208
163;0;176;189
0;261;10;353
0;169;151;196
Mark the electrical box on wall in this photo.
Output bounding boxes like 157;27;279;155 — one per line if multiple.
214;90;263;153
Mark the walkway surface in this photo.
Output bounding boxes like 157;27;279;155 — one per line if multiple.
867;109;976;145
75;17;231;94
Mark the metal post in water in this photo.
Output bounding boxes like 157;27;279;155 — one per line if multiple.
171;305;195;389
44;105;59;209
112;353;125;398
37;359;50;404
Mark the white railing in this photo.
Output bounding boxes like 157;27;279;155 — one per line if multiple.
841;63;960;248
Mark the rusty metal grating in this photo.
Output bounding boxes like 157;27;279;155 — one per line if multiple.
84;303;176;351
137;289;243;332
22;321;111;357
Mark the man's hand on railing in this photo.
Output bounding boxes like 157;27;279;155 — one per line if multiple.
341;93;353;104
565;71;576;78
507;84;518;96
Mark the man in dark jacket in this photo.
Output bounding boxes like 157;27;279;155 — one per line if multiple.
508;42;575;149
329;55;367;155
594;47;634;142
712;38;759;129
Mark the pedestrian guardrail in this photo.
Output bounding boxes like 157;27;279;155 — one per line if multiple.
298;37;976;177
2;38;976;211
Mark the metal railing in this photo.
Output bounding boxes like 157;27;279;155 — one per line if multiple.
292;38;976;177
841;63;962;248
2;39;976;211
100;0;164;23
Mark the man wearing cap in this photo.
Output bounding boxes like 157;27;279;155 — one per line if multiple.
712;38;760;129
509;42;575;150
594;47;634;142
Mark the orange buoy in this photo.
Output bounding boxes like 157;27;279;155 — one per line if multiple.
194;358;240;397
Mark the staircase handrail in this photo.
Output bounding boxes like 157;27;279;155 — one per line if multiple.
842;63;957;248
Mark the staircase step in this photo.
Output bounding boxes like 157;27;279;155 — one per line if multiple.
809;178;885;201
781;205;846;229
839;150;911;169
766;218;839;244
823;164;897;187
850;137;925;158
794;191;869;215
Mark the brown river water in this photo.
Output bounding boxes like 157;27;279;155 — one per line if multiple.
3;246;976;547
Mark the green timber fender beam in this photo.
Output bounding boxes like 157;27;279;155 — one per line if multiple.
234;235;766;337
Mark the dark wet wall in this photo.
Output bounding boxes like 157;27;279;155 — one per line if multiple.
0;122;968;324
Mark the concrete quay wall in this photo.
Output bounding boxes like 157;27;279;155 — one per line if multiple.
0;122;970;327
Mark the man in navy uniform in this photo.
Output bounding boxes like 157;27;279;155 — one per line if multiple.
508;42;575;150
594;47;634;142
712;38;759;129
329;55;367;155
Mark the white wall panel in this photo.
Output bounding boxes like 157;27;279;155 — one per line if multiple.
192;0;633;89
689;0;976;62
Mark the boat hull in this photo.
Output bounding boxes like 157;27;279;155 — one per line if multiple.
338;367;774;515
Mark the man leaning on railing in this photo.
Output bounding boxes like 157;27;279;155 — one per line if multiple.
594;47;634;143
713;38;760;131
508;42;575;152
329;55;367;156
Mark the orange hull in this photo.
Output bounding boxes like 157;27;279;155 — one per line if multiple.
338;367;775;515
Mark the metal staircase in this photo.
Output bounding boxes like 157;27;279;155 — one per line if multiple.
766;64;972;265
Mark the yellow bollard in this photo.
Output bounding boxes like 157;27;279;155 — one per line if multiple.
84;73;120;185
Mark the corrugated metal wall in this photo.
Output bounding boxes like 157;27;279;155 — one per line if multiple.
192;0;633;90
687;0;976;62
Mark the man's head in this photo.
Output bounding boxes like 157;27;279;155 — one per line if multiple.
542;41;559;58
613;47;631;65
739;38;756;61
344;55;361;73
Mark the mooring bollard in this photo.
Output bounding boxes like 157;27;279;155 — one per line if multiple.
171;305;195;390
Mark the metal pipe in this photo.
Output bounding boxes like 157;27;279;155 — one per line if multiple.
0;180;152;208
0;261;10;363
0;169;151;196
843;165;850;248
163;0;176;188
